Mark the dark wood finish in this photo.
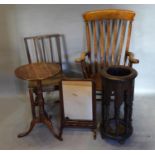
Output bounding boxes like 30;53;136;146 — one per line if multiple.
59;79;97;139
15;63;62;140
100;66;137;143
23;34;66;140
75;9;139;94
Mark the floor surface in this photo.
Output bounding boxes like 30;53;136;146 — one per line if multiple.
0;93;155;150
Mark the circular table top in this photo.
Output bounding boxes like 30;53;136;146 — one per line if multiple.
15;62;60;81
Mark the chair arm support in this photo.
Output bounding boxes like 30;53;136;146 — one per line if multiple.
126;51;139;64
75;51;89;63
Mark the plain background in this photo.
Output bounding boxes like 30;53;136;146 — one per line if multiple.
0;4;155;96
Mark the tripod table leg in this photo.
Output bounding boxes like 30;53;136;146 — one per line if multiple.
18;119;37;138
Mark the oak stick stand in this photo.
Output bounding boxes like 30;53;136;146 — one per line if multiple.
100;66;137;144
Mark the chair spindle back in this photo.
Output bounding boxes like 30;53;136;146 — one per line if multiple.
83;9;135;74
24;34;63;71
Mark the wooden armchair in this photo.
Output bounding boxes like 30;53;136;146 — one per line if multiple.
75;9;139;92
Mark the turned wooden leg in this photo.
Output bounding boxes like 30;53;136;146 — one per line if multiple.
104;89;111;134
43;119;63;141
58;128;63;141
114;90;122;137
37;80;62;141
124;89;133;134
17;89;37;138
58;117;63;140
29;88;36;118
92;129;97;140
18;119;37;138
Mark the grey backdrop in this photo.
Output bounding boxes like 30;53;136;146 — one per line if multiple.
0;4;155;96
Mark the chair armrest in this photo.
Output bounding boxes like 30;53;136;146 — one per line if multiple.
75;51;89;63
126;51;139;64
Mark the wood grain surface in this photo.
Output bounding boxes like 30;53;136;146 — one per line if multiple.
15;62;60;81
83;9;135;21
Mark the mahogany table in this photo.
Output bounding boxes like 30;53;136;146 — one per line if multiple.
15;62;62;140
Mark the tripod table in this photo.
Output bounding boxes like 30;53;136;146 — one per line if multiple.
15;62;62;140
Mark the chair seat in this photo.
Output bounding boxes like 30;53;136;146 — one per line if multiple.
28;72;64;89
92;73;102;91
